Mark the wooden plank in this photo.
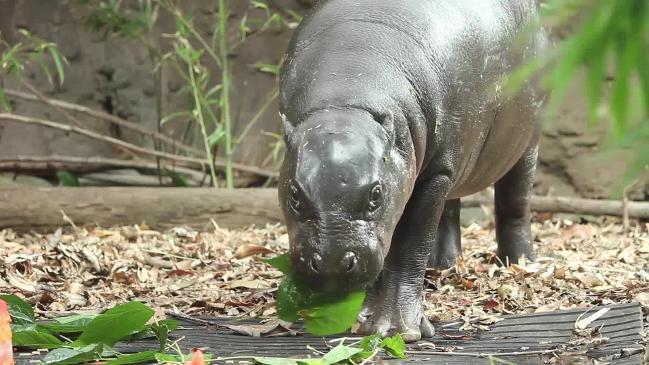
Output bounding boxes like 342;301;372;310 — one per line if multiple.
13;303;646;364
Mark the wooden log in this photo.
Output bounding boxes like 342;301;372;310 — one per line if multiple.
462;195;649;219
0;187;282;232
0;188;647;232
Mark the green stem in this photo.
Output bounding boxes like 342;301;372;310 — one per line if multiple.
219;0;234;189
188;62;219;188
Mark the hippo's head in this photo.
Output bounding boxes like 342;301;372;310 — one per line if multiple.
278;108;415;294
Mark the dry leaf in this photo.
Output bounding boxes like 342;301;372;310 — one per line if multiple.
225;319;296;337
227;279;271;289
572;272;606;288
618;246;636;264
234;244;273;259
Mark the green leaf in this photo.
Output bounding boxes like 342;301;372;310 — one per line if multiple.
381;334;407;359
263;254;290;274
296;360;325;365
321;344;362;365
105;351;159;365
74;301;154;347
38;314;96;334
207;127;226;148
13;330;64;349
584;46;607;125
253;63;280;76
0;87;12;112
356;334;381;359
151;320;176;351
254;357;298;365
299;291;366;336
0;294;35;327
165;170;189;187
250;1;269;10
56;171;80;187
160;110;193;126
42;345;102;365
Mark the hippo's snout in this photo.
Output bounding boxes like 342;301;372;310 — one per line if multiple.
291;246;379;294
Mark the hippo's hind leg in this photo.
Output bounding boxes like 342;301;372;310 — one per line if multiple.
428;199;461;269
494;143;538;265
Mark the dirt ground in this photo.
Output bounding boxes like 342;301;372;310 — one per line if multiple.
1;215;648;347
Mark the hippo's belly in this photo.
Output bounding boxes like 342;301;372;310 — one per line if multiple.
446;87;541;199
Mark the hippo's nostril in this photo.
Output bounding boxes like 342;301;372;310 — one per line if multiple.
341;251;358;272
309;253;322;273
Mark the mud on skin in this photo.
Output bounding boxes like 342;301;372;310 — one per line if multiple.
278;0;548;342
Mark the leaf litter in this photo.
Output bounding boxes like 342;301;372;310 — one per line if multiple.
0;217;648;351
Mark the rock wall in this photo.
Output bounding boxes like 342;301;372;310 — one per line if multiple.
0;0;646;199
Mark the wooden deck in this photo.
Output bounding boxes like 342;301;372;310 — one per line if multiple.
14;302;647;364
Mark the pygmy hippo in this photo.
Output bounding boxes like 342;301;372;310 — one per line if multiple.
277;0;548;342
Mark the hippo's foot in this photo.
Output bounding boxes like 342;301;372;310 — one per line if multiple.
428;199;461;269
356;283;434;342
495;234;536;266
428;249;459;269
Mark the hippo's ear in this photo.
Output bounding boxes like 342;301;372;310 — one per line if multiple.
280;112;295;145
374;110;395;141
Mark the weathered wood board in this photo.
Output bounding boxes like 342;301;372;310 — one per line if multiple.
14;302;647;364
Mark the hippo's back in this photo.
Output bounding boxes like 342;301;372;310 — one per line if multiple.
282;0;547;196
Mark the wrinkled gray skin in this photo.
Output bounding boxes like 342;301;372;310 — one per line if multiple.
278;0;548;342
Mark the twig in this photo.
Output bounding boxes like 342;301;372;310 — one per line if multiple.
406;348;560;357
0;112;209;164
0;155;207;182
165;311;222;328
21;81;84;128
0;113;279;178
140;252;174;269
622;166;649;228
4;88;205;157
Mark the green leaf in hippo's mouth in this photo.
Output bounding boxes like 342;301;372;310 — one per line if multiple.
266;253;367;336
263;253;291;274
298;291;366;336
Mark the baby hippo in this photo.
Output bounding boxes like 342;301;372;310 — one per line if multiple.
278;0;548;342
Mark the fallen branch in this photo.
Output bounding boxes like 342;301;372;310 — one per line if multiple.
0;155;208;181
5;88;206;157
0;113;278;178
0;187;282;232
0;188;647;232
463;195;649;219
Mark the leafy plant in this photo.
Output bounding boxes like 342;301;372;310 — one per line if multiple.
1;295;177;365
77;0;293;188
2;291;405;365
507;0;649;180
0;29;68;111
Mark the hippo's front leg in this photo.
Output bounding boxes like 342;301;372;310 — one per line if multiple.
358;175;451;342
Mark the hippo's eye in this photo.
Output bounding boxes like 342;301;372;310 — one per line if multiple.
289;183;301;213
368;184;382;212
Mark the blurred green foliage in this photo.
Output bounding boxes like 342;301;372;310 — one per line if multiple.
511;0;648;182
